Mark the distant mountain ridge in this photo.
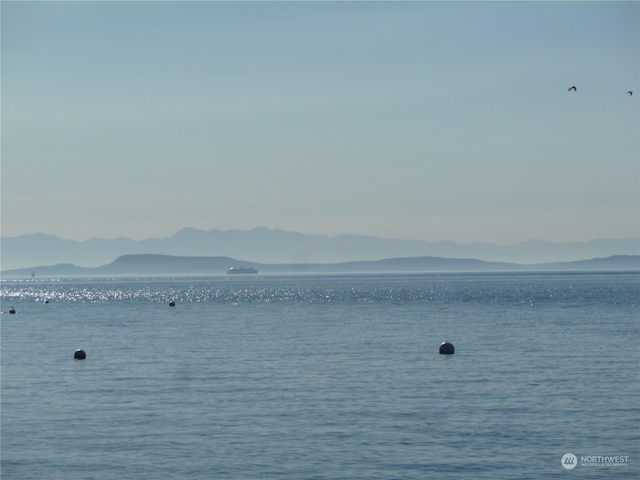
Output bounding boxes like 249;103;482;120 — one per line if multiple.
1;227;639;271
2;254;638;277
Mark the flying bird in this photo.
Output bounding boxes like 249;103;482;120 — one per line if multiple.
628;91;633;96
568;86;577;92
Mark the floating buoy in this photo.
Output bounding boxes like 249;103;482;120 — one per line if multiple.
74;349;86;360
9;307;16;314
169;301;176;307
439;341;455;355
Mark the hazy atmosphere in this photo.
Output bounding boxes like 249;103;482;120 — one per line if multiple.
2;1;638;244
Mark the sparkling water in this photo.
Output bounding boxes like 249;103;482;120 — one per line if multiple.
2;272;638;479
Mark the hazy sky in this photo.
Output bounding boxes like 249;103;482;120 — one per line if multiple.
2;1;638;244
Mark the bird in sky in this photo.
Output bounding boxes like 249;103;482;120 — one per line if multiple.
568;86;577;92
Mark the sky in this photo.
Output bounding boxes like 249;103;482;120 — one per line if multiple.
1;0;639;244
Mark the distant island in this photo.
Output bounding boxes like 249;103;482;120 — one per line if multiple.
2;227;639;272
1;254;638;278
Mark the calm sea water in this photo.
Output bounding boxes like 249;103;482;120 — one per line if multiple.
1;272;639;479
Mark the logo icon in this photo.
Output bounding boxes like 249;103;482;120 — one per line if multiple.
562;453;578;470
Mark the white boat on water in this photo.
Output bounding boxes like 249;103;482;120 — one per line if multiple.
226;267;258;275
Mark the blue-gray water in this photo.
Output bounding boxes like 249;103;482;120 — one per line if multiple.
2;272;639;479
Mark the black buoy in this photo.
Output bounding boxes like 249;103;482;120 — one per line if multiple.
169;301;176;307
74;349;86;360
439;341;455;355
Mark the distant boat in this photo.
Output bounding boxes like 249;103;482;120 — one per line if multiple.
226;267;258;275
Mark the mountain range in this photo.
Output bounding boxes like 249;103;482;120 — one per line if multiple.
1;227;639;272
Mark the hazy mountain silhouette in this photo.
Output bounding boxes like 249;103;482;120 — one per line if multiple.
1;227;639;271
